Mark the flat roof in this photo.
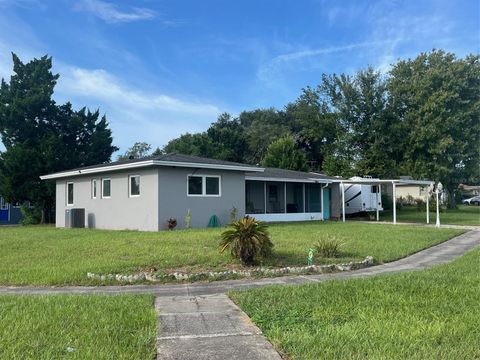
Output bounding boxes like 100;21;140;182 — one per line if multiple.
331;178;433;186
246;168;336;183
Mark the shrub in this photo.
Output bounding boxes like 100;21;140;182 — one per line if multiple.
219;216;273;266
20;205;41;225
166;218;177;230
314;235;344;258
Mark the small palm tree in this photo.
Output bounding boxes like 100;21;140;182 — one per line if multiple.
220;216;273;266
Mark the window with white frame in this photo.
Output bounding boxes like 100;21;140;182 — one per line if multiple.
102;178;111;198
67;182;74;206
0;197;8;210
187;175;221;196
129;175;140;197
92;179;97;199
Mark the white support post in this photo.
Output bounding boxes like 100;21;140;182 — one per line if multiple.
426;187;430;224
341;182;346;222
435;188;440;228
392;182;397;224
376;189;379;221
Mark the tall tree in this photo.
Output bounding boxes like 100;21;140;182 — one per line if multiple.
117;142;152;160
320;67;399;178
389;50;480;207
0;53;117;222
262;135;308;171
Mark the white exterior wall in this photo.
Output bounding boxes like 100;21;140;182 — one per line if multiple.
55;168;159;231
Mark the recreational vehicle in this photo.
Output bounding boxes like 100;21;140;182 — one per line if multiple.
344;177;383;214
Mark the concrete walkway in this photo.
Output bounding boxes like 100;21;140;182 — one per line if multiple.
1;229;478;296
155;294;281;359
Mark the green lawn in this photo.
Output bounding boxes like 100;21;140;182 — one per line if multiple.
231;247;480;360
0;294;157;359
0;222;463;285
381;204;480;225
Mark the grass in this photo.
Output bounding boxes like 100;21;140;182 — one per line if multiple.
0;294;157;359
231;247;480;360
0;222;463;285
382;204;480;225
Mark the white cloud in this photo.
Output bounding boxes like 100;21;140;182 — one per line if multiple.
55;66;222;151
75;0;156;23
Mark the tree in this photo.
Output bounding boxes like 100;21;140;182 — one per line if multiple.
285;87;337;171
206;113;247;162
319;67;399;178
262;135;308;171
0;53;117;222
117;142;152;160
163;132;218;158
389;50;480;208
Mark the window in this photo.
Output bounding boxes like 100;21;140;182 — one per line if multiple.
187;175;221;196
305;183;322;212
0;197;8;210
371;185;379;193
67;182;74;206
129;175;140;197
92;179;97;199
102;178;111;198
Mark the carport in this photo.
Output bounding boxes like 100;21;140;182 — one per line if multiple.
333;178;437;225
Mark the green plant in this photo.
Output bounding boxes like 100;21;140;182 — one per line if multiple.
20;205;41;225
219;216;273;266
314;235;344;258
229;206;238;223
185;209;191;229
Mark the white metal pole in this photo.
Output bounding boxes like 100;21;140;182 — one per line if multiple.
426;186;430;224
435;188;440;228
341;182;345;222
392;182;397;224
376;189;379;221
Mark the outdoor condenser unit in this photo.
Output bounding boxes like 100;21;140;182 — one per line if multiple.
65;208;85;228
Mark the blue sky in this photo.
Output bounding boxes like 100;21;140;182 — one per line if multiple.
0;0;478;154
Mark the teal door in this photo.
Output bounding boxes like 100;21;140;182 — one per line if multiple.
322;188;330;219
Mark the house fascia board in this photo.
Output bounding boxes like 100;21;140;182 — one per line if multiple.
40;160;264;180
246;176;332;184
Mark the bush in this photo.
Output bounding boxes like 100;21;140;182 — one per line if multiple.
314;235;344;258
219;216;273;266
20;205;41;225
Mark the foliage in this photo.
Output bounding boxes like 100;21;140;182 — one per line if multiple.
19;204;41;225
0;223;462;285
262;135;308;171
0;54;117;222
389;50;480;208
229;206;238;223
166;218;177;230
185;209;191;229
231;248;480;360
314;235;344;258
117;142;152;160
0;295;156;359
219;216;273;265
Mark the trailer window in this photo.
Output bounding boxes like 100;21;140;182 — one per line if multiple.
371;185;379;193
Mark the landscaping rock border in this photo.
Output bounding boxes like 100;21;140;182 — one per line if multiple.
86;256;374;283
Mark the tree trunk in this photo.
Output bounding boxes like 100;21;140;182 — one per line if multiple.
447;187;457;209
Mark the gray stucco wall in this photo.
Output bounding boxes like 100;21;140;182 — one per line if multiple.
158;167;246;229
55;168;159;231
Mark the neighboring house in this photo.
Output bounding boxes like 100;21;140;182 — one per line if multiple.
0;196;23;225
41;154;338;231
383;176;428;201
459;184;480;196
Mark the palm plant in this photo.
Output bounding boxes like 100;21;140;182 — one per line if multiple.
219;216;273;266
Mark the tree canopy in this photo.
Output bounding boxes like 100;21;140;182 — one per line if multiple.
0;53;117;222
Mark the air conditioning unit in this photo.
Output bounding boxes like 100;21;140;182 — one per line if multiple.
65;208;85;228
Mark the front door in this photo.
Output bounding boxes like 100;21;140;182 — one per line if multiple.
322;188;330;219
0;197;9;222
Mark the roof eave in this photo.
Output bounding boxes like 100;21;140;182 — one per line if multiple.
40;160;264;180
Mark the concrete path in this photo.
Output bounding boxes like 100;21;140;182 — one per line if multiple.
1;229;478;296
155;294;281;359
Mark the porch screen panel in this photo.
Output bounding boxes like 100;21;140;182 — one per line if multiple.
245;180;265;214
266;181;285;214
286;183;304;213
305;183;322;212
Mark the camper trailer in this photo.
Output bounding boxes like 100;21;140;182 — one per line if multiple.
344;177;383;214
